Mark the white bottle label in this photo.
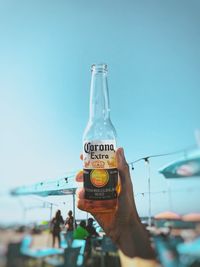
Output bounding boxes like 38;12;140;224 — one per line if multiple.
83;140;118;200
83;140;117;169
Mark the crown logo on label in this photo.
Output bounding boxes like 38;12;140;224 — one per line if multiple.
91;160;105;168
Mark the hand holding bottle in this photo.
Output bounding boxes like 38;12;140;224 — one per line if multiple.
80;64;156;262
76;148;155;259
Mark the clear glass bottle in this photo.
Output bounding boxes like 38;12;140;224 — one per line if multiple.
83;63;118;213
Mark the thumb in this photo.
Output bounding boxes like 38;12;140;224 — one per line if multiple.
116;148;133;193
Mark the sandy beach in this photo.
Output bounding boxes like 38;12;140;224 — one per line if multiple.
0;229;60;267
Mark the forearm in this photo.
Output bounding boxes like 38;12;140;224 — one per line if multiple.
117;220;155;259
117;220;157;267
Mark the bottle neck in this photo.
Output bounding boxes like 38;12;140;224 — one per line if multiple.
89;65;110;122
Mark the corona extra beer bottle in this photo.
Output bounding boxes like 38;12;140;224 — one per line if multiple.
83;63;118;212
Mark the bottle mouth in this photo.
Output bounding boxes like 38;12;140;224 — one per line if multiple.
91;63;107;72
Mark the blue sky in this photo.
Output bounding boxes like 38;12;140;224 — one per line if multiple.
0;0;200;223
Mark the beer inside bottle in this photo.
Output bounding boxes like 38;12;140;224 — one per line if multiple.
83;64;118;212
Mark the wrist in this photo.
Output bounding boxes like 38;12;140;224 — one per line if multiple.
117;220;155;259
118;250;158;267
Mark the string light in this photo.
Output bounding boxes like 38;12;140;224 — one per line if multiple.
30;143;195;187
128;144;196;168
10;144;197;198
131;163;134;170
134;186;200;198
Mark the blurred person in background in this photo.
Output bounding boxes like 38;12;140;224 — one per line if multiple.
86;218;99;238
65;210;74;245
73;220;89;240
51;209;64;248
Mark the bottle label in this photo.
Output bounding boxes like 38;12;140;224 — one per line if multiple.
83;140;118;200
83;140;117;169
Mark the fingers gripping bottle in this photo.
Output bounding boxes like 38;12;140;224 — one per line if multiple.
83;64;118;212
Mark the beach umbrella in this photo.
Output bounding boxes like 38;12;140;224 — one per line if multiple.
159;150;200;178
154;211;181;220
182;213;200;222
10;176;77;224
